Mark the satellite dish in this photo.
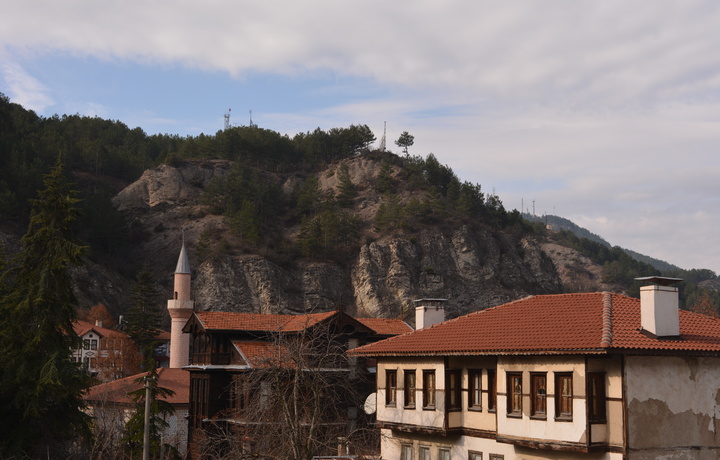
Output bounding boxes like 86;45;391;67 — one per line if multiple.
363;392;377;414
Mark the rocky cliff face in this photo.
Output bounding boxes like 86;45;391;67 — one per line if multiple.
109;157;564;322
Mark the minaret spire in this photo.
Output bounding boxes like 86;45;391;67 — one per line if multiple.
167;240;194;368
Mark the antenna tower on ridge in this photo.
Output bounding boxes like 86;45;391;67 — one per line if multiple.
224;108;231;130
379;121;387;151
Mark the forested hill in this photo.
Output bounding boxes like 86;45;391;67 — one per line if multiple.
522;213;683;273
1;93;718;319
0;92;377;225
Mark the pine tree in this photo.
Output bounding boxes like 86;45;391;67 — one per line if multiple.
395;131;414;154
125;266;163;367
335;164;357;208
0;159;92;458
376;159;396;194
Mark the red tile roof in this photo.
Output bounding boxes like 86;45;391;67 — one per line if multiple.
350;292;720;357
193;310;410;336
356;317;412;336
233;341;295;369
84;368;190;405
73;320;126;338
194;310;337;332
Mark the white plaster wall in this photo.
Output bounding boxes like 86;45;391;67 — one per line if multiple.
162;408;188;456
496;357;588;444
449;356;498;432
625;355;720;454
626;355;720;419
381;429;623;460
377;358;446;429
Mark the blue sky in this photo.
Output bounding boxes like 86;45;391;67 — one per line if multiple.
2;1;720;273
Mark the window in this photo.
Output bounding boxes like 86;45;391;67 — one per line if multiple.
469;451;483;460
555;372;573;420
404;370;416;408
401;444;413;460
422;370;436;409
190;374;210;428
487;369;496;412
438;448;450;460
386;370;397;406
507;372;522;416
90;339;98;350
469;369;482;409
489;455;504;460
83;339;90;350
419;446;430;460
530;373;547;418
588;372;607;423
446;370;461;410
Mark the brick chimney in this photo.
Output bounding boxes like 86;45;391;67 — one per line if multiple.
414;298;447;329
636;276;682;338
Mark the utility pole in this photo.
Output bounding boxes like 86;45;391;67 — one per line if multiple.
143;376;155;460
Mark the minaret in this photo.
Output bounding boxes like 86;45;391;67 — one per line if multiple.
167;243;194;368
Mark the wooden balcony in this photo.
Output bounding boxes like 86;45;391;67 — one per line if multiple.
191;352;232;365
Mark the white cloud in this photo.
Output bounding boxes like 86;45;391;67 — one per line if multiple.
1;60;54;112
4;1;720;107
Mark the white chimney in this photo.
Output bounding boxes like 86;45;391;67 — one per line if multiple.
414;298;447;329
636;277;682;338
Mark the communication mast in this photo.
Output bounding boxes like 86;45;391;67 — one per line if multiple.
224;108;231;130
378;121;387;151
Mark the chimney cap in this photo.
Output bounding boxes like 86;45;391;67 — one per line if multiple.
635;276;683;286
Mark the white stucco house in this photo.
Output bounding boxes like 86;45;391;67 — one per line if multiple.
72;319;130;381
349;278;720;460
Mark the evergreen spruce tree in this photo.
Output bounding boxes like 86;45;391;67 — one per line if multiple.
125;266;163;367
0;159;92;458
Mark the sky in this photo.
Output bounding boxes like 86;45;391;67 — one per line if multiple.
2;1;719;274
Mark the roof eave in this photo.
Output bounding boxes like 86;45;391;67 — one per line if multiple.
349;348;611;358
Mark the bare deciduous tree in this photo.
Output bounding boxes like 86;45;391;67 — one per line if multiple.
198;322;378;460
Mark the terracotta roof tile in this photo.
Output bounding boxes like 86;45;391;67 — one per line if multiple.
194;310;410;336
73;320;126;338
194;310;336;332
355;317;412;336
84;368;190;405
350;292;720;356
233;341;295;369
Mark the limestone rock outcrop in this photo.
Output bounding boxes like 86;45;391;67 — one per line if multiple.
105;158;564;321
